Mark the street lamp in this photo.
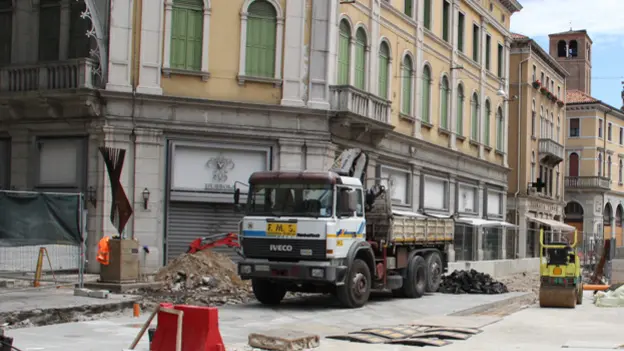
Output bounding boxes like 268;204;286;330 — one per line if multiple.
142;188;150;210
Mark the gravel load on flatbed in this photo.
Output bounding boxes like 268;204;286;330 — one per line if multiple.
438;269;509;294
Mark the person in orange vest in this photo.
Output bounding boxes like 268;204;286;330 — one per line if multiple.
97;236;110;265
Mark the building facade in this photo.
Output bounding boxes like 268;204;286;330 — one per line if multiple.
0;0;523;273
552;30;623;248
507;33;569;258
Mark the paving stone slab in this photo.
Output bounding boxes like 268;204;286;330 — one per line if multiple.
409;315;502;329
248;330;320;351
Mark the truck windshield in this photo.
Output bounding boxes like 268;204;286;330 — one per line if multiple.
246;184;333;218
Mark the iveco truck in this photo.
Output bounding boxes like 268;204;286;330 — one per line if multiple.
234;148;454;308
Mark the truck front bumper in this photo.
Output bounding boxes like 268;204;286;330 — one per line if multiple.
238;260;347;284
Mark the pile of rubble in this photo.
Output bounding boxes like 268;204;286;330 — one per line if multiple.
135;250;254;308
438;269;509;294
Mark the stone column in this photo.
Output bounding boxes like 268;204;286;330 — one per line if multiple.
137;0;165;95
478;17;487;159
278;139;304;170
305;141;337;171
517;205;528;258
307;0;338;109
449;1;459;150
411;163;421;212
503;38;511;167
413;0;424;139
281;0;307;107
106;0;134;92
132;128;164;273
58;0;70;60
477;182;485;260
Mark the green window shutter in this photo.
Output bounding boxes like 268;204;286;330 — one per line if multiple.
484;101;491;146
186;9;203;71
440;78;449;129
471;95;478;140
170;7;188;69
38;3;61;61
246;0;277;77
497;44;504;77
421;67;431;123
442;1;450;42
404;0;413;17
378;43;389;99
337;21;351;85
497;109;503;150
423;0;431;29
472;25;479;62
485;35;491;70
401;58;412;115
0;6;12;65
354;29;366;90
457;13;464;52
457;87;464;136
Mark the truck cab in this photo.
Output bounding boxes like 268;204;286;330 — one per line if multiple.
235;171;367;304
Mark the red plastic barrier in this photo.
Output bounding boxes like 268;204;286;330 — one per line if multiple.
150;303;225;351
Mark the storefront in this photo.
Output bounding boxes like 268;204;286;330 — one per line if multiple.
165;140;272;262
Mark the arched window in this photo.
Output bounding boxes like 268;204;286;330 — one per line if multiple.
378;41;390;99
608;155;612;179
557;40;567;57
168;0;204;71
401;55;413;115
68;0;92;59
569;40;578;57
245;0;278;77
531;99;536;137
619;159;623;184
496;107;504;151
540;105;544;137
531;151;536;181
354;28;367;90
569;152;579;177
484;100;491;146
337;20;351;85
422;65;432;123
440;76;450;129
456;84;464;136
604;203;613;226
471;92;479;140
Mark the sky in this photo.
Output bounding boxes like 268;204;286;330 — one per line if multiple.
510;0;624;108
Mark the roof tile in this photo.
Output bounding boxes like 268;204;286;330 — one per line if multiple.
566;90;598;104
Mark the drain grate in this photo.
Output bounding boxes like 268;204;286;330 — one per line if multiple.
327;324;482;348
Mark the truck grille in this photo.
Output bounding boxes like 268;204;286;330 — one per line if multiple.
241;238;326;261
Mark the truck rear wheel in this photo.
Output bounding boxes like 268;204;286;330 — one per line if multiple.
424;251;443;293
402;255;426;298
252;279;287;305
336;259;371;308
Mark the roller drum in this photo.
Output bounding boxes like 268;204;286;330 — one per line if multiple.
539;286;577;308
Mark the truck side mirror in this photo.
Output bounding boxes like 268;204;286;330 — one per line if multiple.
234;188;240;205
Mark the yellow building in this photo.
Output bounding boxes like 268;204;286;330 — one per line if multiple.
0;0;525;271
547;30;624;249
507;33;570;259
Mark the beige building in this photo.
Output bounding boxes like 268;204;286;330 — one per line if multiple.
507;33;569;258
551;30;623;249
0;0;523;272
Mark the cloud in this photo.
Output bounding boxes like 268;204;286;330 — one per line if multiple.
510;0;624;40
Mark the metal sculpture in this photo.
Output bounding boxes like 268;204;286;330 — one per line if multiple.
99;147;133;235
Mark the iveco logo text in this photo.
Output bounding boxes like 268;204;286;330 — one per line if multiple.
269;244;293;252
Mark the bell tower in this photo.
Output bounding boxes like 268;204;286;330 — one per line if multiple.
548;29;593;95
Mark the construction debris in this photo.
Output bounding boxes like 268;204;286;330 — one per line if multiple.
438;269;509;295
133;250;254;308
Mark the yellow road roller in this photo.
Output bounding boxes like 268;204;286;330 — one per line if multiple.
538;229;583;308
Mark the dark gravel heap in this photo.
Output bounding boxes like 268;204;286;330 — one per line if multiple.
438;269;509;294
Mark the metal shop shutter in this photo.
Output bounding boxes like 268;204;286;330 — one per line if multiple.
166;202;244;263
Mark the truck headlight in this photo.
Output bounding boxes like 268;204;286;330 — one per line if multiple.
310;268;325;278
240;264;252;274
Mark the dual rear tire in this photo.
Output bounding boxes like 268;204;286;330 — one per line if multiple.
393;251;443;298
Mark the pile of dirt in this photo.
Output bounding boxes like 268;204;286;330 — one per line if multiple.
500;272;540;304
438;269;509;294
135;250;254;308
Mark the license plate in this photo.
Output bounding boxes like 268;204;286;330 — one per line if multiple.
266;223;297;236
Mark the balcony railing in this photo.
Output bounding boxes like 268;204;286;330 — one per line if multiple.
565;176;611;190
0;58;96;93
538;138;564;164
329;85;391;124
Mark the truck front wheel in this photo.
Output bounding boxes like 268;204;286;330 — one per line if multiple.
251;278;287;305
336;259;371;308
